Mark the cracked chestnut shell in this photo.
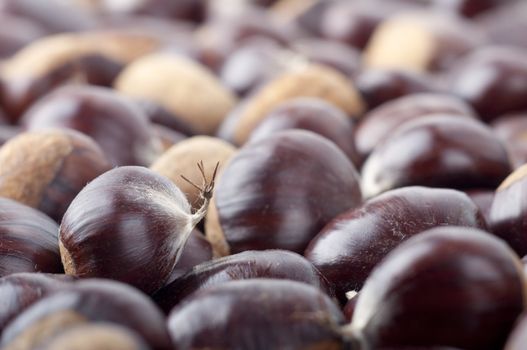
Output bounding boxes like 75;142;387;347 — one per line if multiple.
0;279;171;350
154;249;332;313
206;130;362;256
349;226;525;349
361;115;512;198
59;165;213;294
0;129;111;222
168;279;348;350
21;85;162;167
305;186;487;301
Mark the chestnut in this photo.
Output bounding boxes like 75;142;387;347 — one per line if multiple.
446;46;527;122
152;124;187;152
347;226;525;349
150;136;236;206
0;273;73;333
0;198;64;276
167;279;349;349
305;186;486;301
21;85;162;167
59;164;217;294
38;323;151;350
0;31;160;120
115;53;237;135
355;93;476;161
226;63;365;145
354;69;439;110
361;115;512;198
0;279;172;350
291;0;333;36
492;113;527;169
505;313;527;350
343;292;359;322
135;99;197;136
0;14;45;59
0;129;111;222
465;189;494;226
248;97;361;167
153;249;332;313
0;125;20;146
364;11;483;72
164;229;212;286
490;164;527;256
206;130;362;256
428;0;516;18
477;2;527;50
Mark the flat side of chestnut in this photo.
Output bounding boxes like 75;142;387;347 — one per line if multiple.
213;130;362;254
305;186;487;302
153;249;333;313
168;279;346;349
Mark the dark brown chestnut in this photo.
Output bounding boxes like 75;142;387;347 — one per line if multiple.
364;11;483;72
0;273;73;333
0;279;172;350
154;249;332;313
428;0;516;18
354;69;439;110
305;186;486;301
248;97;361;167
206;130;362;256
505;313;527;350
59;164;217;294
167;279;349;350
115;53;237;135
489;164;527;256
135;99;197;136
355;93;476;161
361;115;512;198
348;226;525;349
21;85;162;167
38;323;152;350
465;189;494;226
446;46;527;122
0;129;111;222
0;198;63;276
343;292;359;323
491;113;527;169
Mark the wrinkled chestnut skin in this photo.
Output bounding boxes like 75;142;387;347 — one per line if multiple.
355;69;438;111
355;93;476;160
22;86;160;167
490;165;527;256
361;115;512;198
249;98;361;167
0;14;44;59
164;230;212;286
305;187;486;301
168;279;348;350
213;130;362;254
154;250;332;313
0;198;63;276
492;113;527;169
0;273;73;333
446;47;527;122
351;227;525;350
0;279;171;350
505;313;527;350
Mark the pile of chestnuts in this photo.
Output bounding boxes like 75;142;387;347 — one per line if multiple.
1;0;527;349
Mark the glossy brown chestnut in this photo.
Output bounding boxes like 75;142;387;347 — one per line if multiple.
428;0;516;18
164;229;212;286
354;69;439;110
206;130;362;256
348;226;525;349
21;85;162;167
343;292;359;322
38;323;152;350
364;11;483;72
355;93;476;160
305;187;486;301
0;273;73;333
446;46;527;122
465;189;494;226
135;99;197;136
0;198;64;276
167;279;349;350
361;115;512;198
150;136;236;206
0;279;172;350
489;164;527;256
59;165;216;294
248;97;361;167
0;129;111;222
505;313;527;350
154;249;332;313
491;113;527;169
115;53;237;135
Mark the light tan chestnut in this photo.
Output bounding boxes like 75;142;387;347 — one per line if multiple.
115;53;237;135
150;136;236;206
